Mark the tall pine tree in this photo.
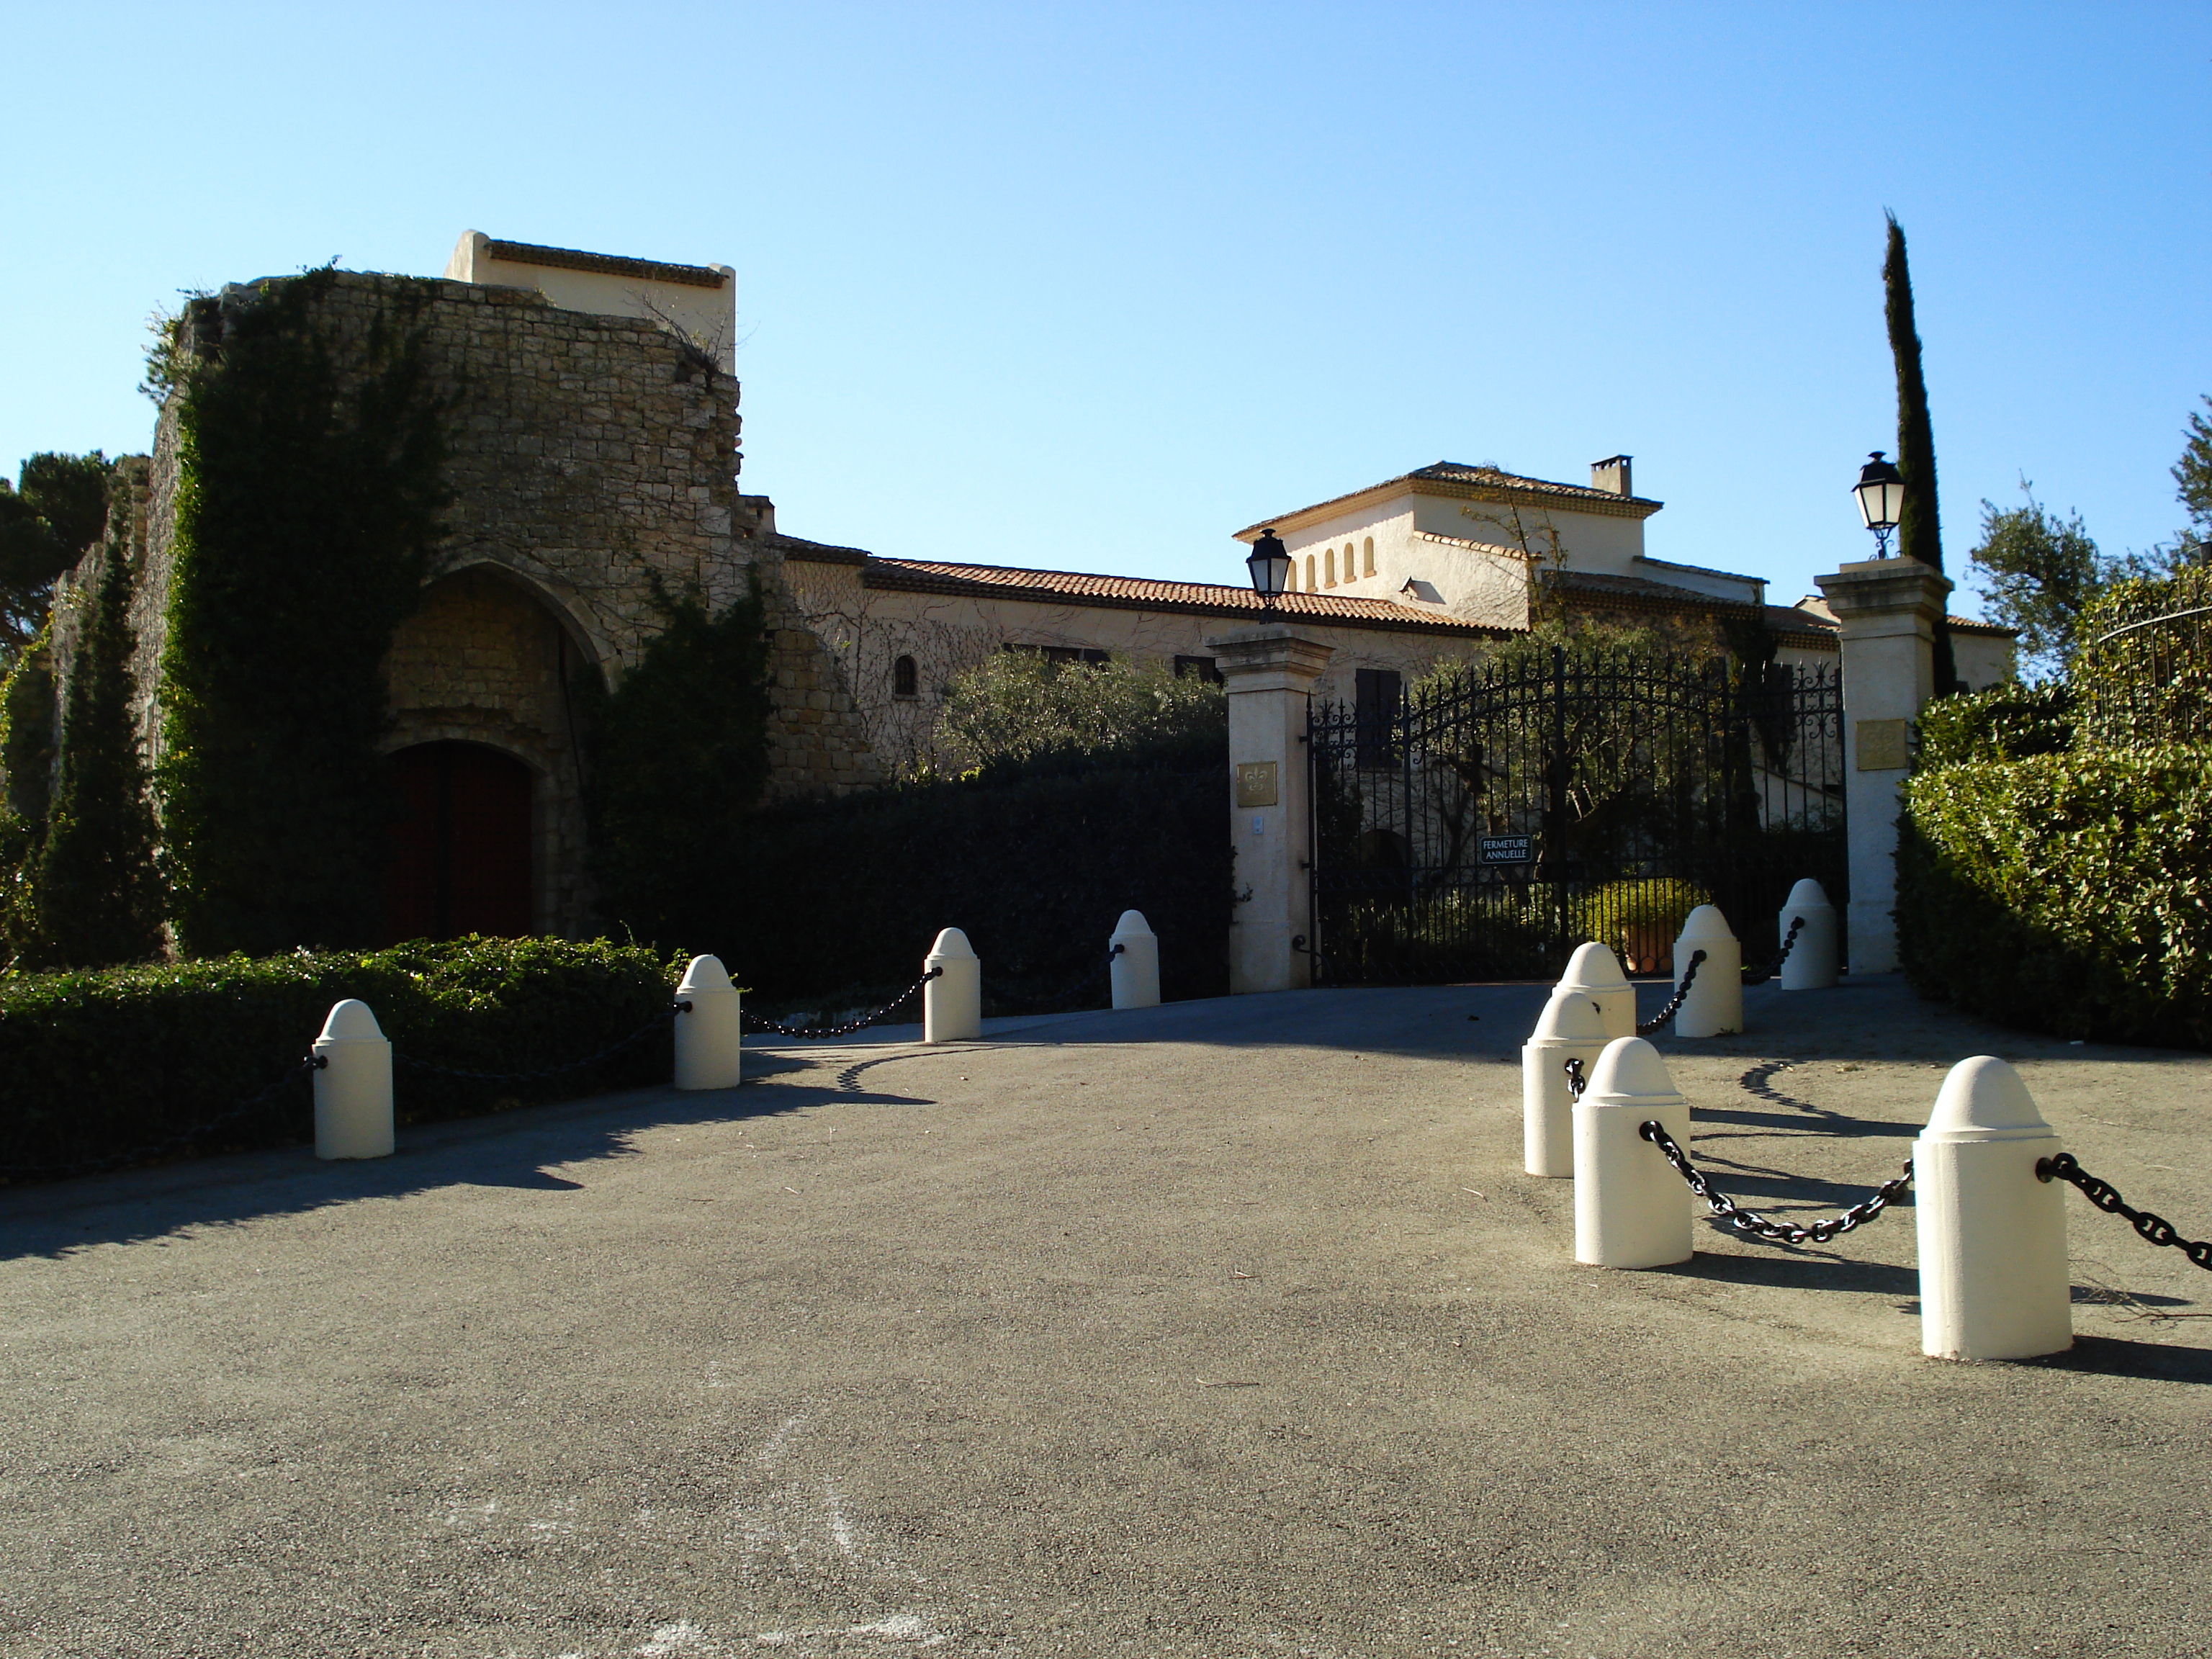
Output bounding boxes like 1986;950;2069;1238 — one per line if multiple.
1882;213;1959;694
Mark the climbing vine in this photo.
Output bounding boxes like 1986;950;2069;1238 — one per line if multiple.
575;577;773;950
157;269;448;956
34;541;163;968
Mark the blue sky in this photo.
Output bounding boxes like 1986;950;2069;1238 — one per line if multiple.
3;2;2204;619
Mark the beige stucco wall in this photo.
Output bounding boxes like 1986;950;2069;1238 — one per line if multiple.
781;554;1505;776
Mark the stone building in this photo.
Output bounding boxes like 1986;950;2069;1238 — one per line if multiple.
50;245;875;943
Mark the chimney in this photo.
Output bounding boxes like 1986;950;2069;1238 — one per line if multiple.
1590;455;1633;497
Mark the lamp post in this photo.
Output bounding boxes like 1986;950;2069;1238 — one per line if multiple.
1246;527;1290;611
1853;451;1905;559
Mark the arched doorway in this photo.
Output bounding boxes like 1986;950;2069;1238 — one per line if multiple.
383;742;535;942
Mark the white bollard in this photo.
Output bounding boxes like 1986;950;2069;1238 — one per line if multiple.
1521;988;1609;1177
313;999;394;1161
1573;1037;1695;1268
1915;1056;2072;1362
1557;941;1635;1041
1109;910;1161;1010
674;955;743;1090
1671;904;1743;1038
923;927;982;1043
1779;878;1840;991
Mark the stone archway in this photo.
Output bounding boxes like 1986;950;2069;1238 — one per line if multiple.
383;741;536;942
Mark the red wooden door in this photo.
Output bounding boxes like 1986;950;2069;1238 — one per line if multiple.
384;742;535;942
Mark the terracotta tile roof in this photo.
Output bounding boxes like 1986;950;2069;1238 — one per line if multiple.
1543;569;1758;611
1240;460;1663;538
859;558;1510;637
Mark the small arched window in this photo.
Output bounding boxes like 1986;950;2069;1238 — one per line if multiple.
1306;554;1318;590
1324;547;1336;587
892;654;918;698
1344;542;1355;580
1363;536;1375;576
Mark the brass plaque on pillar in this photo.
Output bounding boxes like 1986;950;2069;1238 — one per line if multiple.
1855;719;1910;771
1235;761;1279;807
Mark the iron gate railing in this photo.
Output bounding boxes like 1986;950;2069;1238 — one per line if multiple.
1308;646;1845;985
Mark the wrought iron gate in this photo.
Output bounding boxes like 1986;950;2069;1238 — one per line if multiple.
1308;646;1845;984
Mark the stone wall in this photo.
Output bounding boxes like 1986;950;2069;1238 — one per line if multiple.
51;269;881;940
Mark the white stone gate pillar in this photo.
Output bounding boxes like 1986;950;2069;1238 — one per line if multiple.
1813;558;1952;976
1208;626;1334;994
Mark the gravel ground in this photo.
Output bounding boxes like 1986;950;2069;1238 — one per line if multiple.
2;974;2208;1658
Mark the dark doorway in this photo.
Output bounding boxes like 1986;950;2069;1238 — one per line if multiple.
384;742;535;943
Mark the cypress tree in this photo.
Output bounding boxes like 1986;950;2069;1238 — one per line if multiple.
1882;212;1959;694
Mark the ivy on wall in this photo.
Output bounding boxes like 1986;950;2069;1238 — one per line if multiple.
0;627;54;966
158;270;448;956
575;580;773;950
34;541;163;968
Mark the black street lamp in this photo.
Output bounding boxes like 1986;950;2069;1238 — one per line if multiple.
1853;451;1905;558
1246;527;1291;611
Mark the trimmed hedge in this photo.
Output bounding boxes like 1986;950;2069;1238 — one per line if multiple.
1913;682;2075;770
1898;743;2212;1047
728;738;1230;1015
0;936;676;1180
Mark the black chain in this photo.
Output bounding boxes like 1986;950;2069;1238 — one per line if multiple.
741;968;944;1040
983;945;1123;1014
0;1054;322;1185
1636;950;1707;1036
394;1004;684;1082
1740;915;1806;987
1564;1056;1588;1100
2038;1153;2212;1271
1639;1119;1913;1245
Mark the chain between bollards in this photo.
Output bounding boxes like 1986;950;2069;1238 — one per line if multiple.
1635;950;1707;1036
982;945;1123;1014
393;1004;688;1082
2038;1152;2212;1270
741;968;945;1040
1639;1119;1914;1245
1740;915;1805;988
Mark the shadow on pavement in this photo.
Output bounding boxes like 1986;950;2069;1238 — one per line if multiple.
1658;1247;1918;1297
0;1064;935;1264
2018;1335;2212;1385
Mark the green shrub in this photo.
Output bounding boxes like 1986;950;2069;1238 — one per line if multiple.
729;737;1229;1014
1898;744;2212;1047
1914;682;2075;770
2073;567;2212;748
1575;878;1712;974
0;935;677;1181
933;652;1225;776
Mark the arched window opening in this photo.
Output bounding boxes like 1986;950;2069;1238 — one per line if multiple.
1305;554;1318;590
1344;543;1355;581
892;654;919;698
1324;547;1336;588
383;741;534;943
1363;536;1375;576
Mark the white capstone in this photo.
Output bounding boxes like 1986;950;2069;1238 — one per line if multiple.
1557;942;1635;1041
1915;1056;2072;1362
674;954;743;1091
1109;909;1161;1010
1671;905;1743;1038
1573;1036;1694;1269
925;927;982;1043
312;999;394;1160
1779;878;1840;991
1521;988;1609;1177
